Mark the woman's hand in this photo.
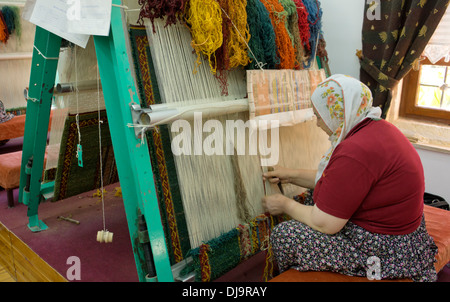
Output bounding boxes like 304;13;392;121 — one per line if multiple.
262;194;348;235
263;165;294;185
263;165;317;189
262;193;290;216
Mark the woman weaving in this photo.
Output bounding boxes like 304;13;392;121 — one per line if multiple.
262;74;438;282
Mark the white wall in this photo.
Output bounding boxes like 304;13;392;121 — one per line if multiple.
320;0;450;203
0;0;35;110
320;0;365;79
416;148;450;202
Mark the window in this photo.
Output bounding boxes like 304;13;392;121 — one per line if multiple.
400;58;450;124
400;6;450;125
419;64;449;111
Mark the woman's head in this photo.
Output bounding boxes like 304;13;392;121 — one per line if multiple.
311;74;380;141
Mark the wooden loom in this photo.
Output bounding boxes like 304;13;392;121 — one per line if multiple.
19;0;329;282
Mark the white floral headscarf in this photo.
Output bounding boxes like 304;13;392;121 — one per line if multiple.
311;74;382;184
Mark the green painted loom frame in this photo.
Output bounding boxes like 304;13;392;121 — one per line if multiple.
18;0;173;282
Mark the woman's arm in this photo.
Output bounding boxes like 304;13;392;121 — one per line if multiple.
262;194;348;235
263;166;317;189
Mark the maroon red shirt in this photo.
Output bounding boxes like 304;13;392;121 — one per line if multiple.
313;119;424;235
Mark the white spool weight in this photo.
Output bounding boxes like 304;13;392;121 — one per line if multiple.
97;230;113;243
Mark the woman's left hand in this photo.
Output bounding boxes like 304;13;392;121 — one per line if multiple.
262;194;290;216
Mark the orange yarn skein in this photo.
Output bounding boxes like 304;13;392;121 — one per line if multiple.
0;12;9;43
260;0;295;69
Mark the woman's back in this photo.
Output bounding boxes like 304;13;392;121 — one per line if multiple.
313;118;424;235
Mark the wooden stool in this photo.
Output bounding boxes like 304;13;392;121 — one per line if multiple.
0;151;22;207
270;205;450;282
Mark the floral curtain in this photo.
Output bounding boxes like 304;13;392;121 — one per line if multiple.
358;0;450;118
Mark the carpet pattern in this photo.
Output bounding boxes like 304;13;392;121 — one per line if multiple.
129;25;190;265
47;110;119;201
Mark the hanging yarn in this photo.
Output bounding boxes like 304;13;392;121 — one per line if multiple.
246;0;279;69
260;0;296;69
302;0;323;68
215;0;232;95
138;0;187;31
279;0;304;69
1;6;15;35
0;12;9;43
185;0;223;75
214;0;251;95
294;0;310;51
8;6;20;38
278;0;295;47
225;0;251;69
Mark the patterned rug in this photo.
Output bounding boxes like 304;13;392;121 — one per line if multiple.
48;110;119;202
129;25;190;265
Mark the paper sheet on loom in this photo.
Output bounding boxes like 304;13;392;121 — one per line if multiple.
247;69;326;129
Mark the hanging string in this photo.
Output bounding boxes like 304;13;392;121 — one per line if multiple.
246;0;279;70
75;47;81;144
74;47;83;167
260;0;296;69
96;62;106;232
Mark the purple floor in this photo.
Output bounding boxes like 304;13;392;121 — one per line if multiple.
0;184;139;282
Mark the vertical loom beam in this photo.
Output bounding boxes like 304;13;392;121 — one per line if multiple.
93;1;173;282
19;27;61;232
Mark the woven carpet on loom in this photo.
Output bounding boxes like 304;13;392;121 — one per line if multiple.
129;25;191;265
128;25;293;281
45;110;119;201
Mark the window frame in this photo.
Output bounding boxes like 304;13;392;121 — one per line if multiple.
400;57;450;125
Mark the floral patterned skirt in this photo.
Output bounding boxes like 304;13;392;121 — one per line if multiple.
270;191;438;282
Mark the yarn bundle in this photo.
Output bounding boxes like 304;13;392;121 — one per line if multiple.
0;6;21;44
138;0;188;32
139;0;325;73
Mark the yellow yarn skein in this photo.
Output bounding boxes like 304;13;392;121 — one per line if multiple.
186;0;223;74
226;0;251;69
